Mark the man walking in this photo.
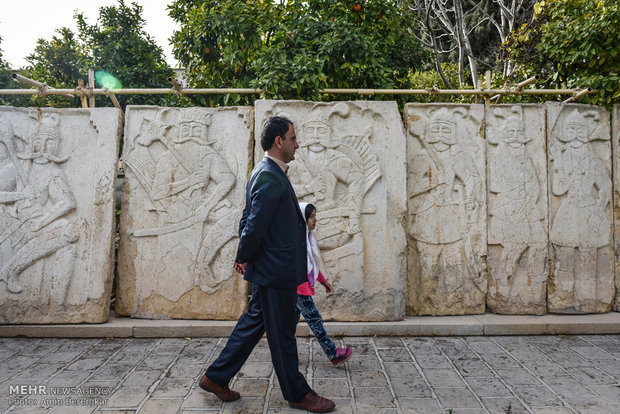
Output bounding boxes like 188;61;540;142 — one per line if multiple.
198;116;335;413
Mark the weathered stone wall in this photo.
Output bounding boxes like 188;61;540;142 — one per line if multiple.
1;102;619;323
0;107;121;323
254;100;407;321
116;106;252;320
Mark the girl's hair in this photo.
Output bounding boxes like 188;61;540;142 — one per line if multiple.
304;203;316;222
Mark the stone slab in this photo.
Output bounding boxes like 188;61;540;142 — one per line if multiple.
3;312;618;337
546;103;614;313
476;312;620;335
116;106;253;320
0;107;121;323
404;104;487;315
486;104;548;315
255;100;407;321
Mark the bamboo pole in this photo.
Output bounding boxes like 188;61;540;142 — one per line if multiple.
492;75;540;103
563;88;593;103
12;73;74;98
0;84;598;99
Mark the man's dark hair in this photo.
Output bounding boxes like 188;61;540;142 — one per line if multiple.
304;203;316;222
261;116;293;151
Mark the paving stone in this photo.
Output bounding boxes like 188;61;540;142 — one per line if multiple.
565;366;616;385
398;397;443;414
383;362;423;379
150;378;193;398
349;370;388;388
453;359;495;378
230;378;270;398
137;399;182;414
352;387;395;409
0;335;617;413
423;368;467;387
497;367;542;386
374;337;406;348
413;353;453;369
481;397;529;414
181;386;221;410
105;388;149;408
121;370;161;388
512;385;564;407
313;378;350;399
390;378;432;398
237;361;273;378
433;387;482;409
343;356;382;371
378;348;412;362
465;377;514;398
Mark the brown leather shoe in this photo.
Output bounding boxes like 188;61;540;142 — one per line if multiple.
289;390;335;413
198;374;240;402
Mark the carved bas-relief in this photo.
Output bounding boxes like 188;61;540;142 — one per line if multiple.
117;107;251;319
0;107;121;323
256;100;407;321
486;105;548;315
405;104;487;315
547;103;614;314
614;104;620;312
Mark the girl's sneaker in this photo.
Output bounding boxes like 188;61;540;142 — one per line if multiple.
330;347;353;365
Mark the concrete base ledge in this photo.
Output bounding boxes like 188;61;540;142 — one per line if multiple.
1;312;619;338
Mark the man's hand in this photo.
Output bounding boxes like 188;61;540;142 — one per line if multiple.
323;281;332;294
233;262;247;275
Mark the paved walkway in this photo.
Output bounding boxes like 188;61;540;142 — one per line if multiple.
1;335;619;413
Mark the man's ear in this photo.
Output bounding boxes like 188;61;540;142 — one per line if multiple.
274;136;282;149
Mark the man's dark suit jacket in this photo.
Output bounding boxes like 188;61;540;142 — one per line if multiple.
235;157;307;288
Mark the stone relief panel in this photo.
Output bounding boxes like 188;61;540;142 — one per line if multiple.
405;104;487;315
547;103;613;313
255;100;407;321
0;107;120;323
116;106;251;319
612;104;620;312
486;105;548;315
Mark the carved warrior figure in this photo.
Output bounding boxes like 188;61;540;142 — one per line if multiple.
291;103;381;289
0;113;79;302
549;108;611;310
487;107;546;307
408;107;483;305
124;108;239;294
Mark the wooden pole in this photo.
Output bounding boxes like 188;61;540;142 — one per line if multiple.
77;79;88;108
88;69;95;108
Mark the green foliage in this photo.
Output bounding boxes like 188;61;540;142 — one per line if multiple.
21;27;90;108
407;63;475;103
0;36;29;106
76;0;179;108
3;0;183;109
169;0;430;105
503;0;620;106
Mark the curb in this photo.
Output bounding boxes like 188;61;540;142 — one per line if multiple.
1;312;619;338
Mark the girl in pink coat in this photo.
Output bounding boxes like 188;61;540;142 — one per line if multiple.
297;202;353;365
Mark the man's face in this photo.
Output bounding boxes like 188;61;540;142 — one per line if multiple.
305;122;329;152
180;122;205;142
504;125;526;149
279;123;299;163
427;120;456;152
566;123;587;148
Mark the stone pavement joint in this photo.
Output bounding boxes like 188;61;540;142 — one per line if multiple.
0;335;618;413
